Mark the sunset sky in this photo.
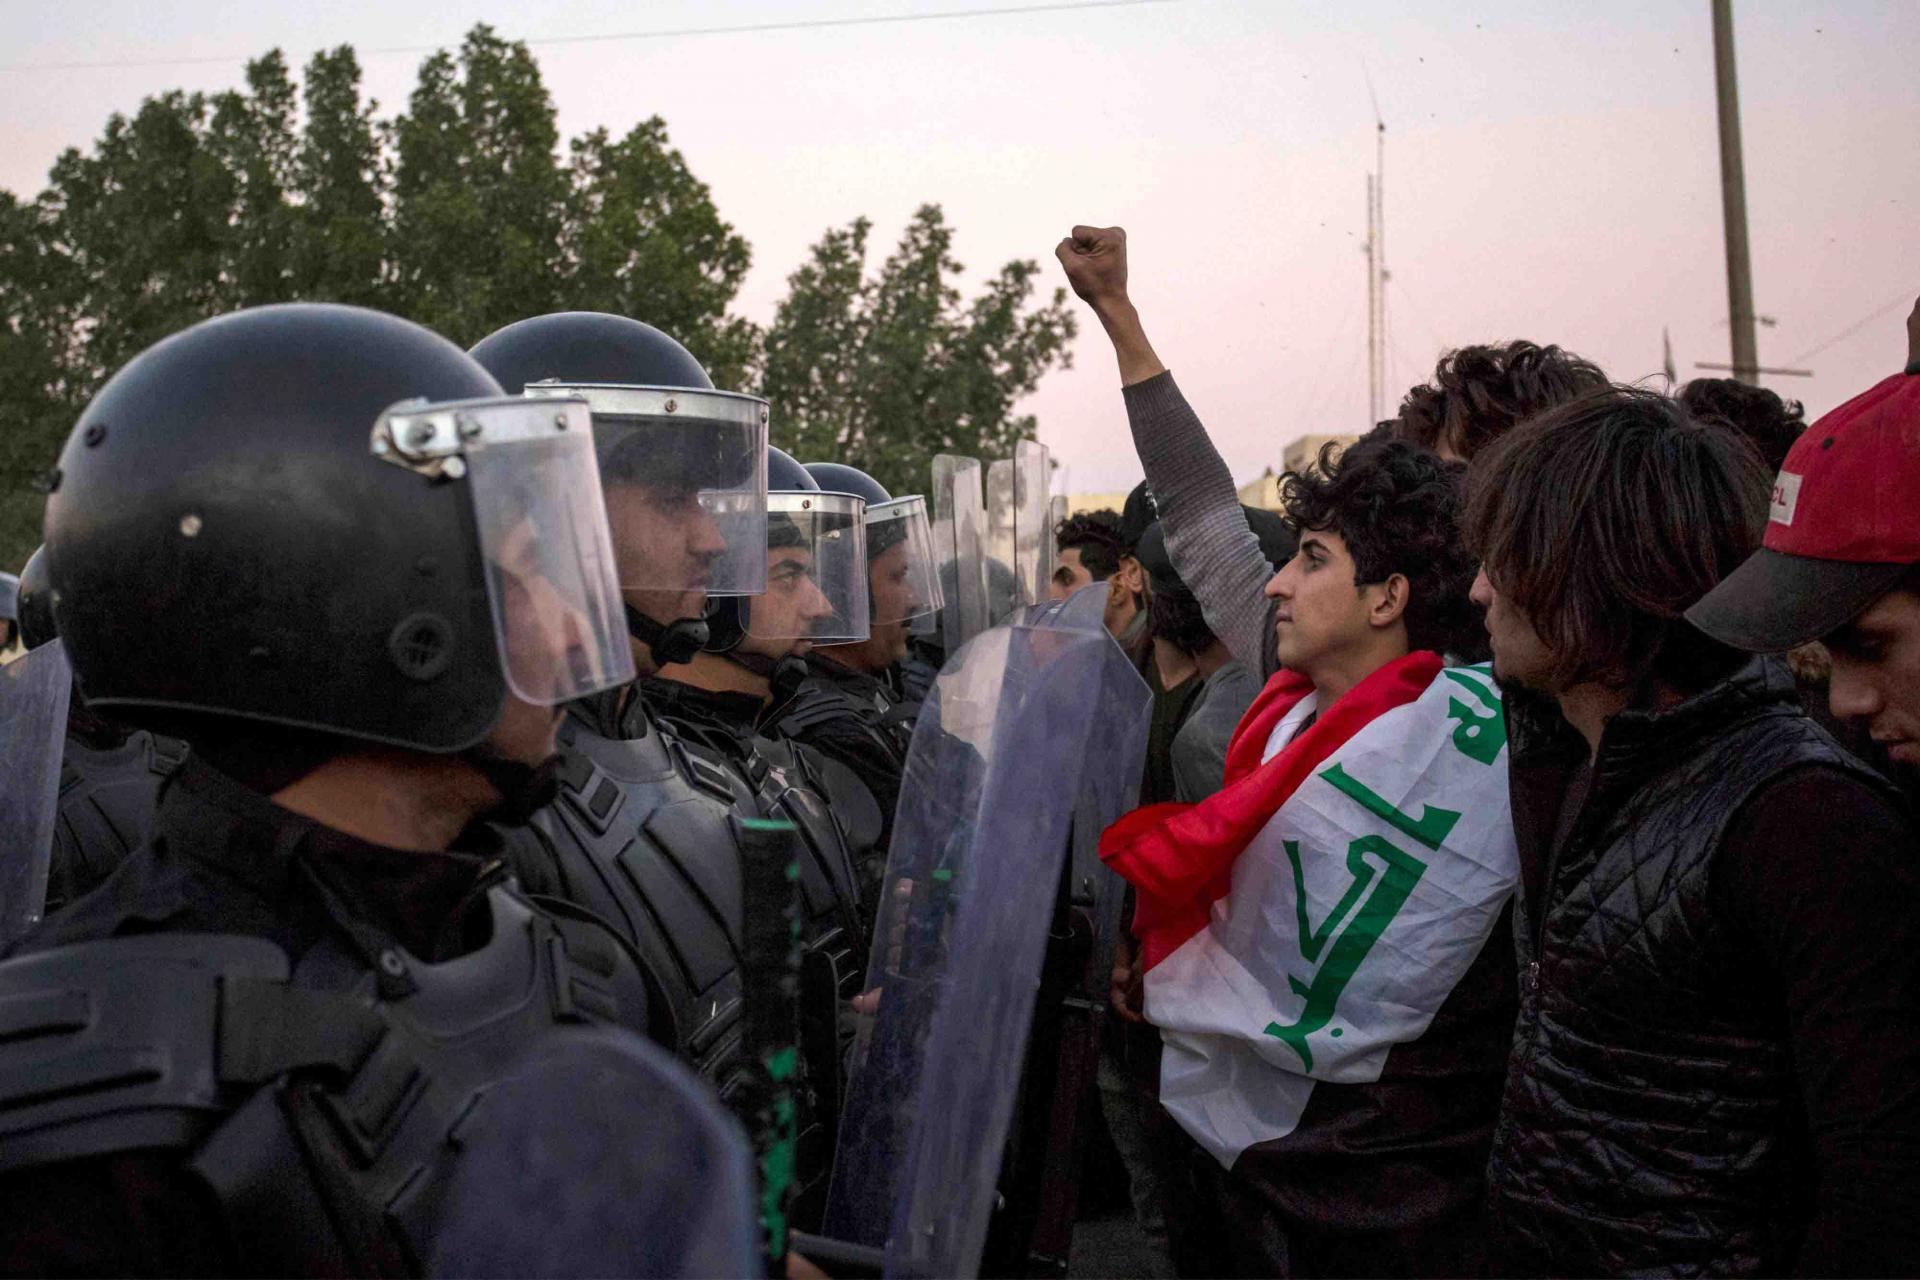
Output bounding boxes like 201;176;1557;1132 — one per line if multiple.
5;0;1916;494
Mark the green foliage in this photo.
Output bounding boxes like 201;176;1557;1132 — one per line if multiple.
0;30;1074;573
759;204;1077;500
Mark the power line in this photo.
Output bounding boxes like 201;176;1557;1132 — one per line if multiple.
0;0;1177;74
1785;285;1919;366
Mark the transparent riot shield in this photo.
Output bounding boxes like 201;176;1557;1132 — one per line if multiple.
931;455;989;654
984;459;1018;625
1021;585;1141;1005
1013;440;1053;613
0;640;72;945
822;593;1151;1278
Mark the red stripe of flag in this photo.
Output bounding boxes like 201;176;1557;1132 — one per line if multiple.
1099;651;1443;971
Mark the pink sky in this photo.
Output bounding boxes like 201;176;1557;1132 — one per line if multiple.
4;0;1916;493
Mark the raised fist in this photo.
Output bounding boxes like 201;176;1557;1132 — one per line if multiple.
1055;225;1130;311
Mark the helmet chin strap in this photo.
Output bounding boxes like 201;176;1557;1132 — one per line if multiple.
458;746;561;827
625;603;709;668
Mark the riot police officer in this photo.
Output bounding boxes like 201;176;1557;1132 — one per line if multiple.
0;303;757;1276
470;312;868;1227
762;463;943;847
13;544;191;914
654;447;890;922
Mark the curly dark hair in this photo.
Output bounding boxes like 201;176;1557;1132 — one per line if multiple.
1677;377;1806;473
1055;510;1125;581
1279;435;1480;658
1395;340;1610;461
1463;386;1768;691
1147;583;1216;658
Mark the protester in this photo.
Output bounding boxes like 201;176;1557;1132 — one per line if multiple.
1678;375;1807;472
1688;369;1920;796
1052;508;1126;597
1395;340;1608;463
1055;224;1606;679
1467;385;1920;1276
1100;431;1517;1278
1134;511;1293;805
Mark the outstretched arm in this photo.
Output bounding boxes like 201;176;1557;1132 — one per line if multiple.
1056;227;1280;676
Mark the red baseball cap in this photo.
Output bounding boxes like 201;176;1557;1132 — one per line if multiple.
1688;371;1920;651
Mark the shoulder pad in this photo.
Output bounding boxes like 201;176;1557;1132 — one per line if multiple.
0;933;290;1172
772;683;875;739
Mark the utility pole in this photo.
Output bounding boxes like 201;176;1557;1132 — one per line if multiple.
1375;120;1387;424
1711;0;1759;384
1365;173;1379;425
1363;121;1388;426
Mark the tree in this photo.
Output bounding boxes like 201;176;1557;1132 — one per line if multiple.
759;204;1077;498
0;32;1078;573
565;119;755;387
388;26;570;344
0;27;763;569
0;191;77;565
291;47;387;308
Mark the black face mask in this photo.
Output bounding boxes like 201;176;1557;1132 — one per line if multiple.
459;747;562;827
625;602;709;668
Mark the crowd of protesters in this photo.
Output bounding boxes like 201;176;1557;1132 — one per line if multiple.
1058;223;1920;1278
1;199;1913;1278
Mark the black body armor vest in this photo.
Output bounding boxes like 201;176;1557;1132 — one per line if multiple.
640;678;874;979
0;888;755;1277
764;658;917;885
46;722;188;912
506;692;857;1226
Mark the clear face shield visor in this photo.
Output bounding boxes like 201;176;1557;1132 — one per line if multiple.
743;492;870;644
521;382;770;599
865;496;945;629
372;396;636;706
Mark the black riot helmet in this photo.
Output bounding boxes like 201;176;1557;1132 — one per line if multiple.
704;449;869;667
15;546;53;651
44;303;635;753
802;462;890;507
470;311;713;393
803;461;944;628
470;312;770;668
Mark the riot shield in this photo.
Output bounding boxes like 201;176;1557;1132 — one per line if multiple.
1022;585;1139;1003
822;589;1151;1278
931;455;989;654
1013;440;1053;613
984;459;1018;625
0;640;72;945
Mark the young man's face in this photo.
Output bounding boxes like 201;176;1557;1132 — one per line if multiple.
1825;585;1920;771
1050;545;1103;600
1469;566;1558;690
1264;528;1382;674
604;482;728;625
742;546;834;660
867;543;916;664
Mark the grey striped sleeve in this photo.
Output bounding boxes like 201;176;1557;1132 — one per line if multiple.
1121;371;1280;678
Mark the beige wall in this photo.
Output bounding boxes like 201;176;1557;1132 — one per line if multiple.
1281;433;1358;476
1061;435;1356;520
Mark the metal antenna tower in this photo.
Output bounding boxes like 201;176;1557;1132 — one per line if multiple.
1362;67;1388;426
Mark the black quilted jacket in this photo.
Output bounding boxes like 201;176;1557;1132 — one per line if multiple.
1485;658;1885;1277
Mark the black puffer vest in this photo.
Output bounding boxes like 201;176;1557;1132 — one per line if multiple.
1486;658;1888;1276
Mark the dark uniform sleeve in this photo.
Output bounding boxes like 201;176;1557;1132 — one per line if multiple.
1714;765;1920;1278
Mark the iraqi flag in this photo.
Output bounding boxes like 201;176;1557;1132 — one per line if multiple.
1099;651;1518;1167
